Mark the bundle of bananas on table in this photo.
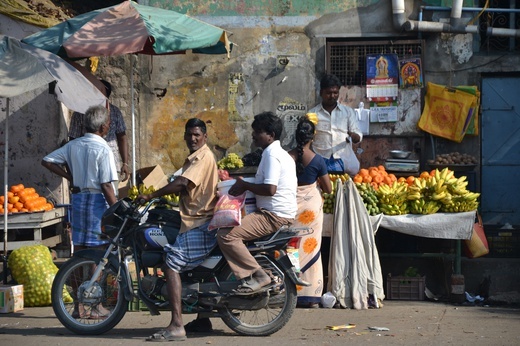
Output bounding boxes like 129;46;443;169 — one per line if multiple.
440;170;480;212
355;182;380;215
407;168;480;214
376;181;409;215
406;176;443;214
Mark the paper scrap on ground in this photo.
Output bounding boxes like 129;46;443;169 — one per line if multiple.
368;326;390;331
326;324;356;331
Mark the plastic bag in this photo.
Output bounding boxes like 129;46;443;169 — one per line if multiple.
463;213;489;259
208;192;246;231
321;291;337;308
418;82;477;143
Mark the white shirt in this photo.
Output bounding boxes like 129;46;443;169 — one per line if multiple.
309;102;363;161
255;140;297;219
43;133;118;193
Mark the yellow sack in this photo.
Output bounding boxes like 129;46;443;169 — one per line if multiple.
418;82;477;142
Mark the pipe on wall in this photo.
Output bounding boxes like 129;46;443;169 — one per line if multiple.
392;0;520;37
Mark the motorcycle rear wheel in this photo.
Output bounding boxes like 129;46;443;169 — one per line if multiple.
218;259;297;336
51;256;128;335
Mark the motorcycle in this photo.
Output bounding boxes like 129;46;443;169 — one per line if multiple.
51;197;312;336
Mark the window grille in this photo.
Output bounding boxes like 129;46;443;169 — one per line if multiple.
478;0;520;52
326;39;424;86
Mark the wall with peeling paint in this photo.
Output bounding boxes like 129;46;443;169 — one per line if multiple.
2;0;520;197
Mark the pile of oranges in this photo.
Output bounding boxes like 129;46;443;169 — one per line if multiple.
353;165;399;190
0;184;53;214
354;166;447;191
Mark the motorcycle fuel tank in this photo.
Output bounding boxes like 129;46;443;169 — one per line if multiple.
140;226;169;249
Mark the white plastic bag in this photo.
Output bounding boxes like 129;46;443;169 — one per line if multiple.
321;291;337;308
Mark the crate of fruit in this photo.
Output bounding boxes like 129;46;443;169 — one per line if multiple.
386;274;426;300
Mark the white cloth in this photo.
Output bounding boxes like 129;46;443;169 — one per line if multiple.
369;211;475;240
309;102;363;161
328;180;385;309
255;140;297;219
43;133;118;193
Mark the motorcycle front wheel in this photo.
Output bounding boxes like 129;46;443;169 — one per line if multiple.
51;256;128;335
218;256;297;336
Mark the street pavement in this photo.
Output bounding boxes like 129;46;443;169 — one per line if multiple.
1;300;519;345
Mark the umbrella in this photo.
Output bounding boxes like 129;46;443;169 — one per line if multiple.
0;35;106;261
22;0;232;185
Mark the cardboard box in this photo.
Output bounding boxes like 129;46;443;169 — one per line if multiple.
0;285;24;313
119;165;169;198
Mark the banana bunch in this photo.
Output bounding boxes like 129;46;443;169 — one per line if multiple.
306;112;318;125
355;182;380;215
440;194;480;212
163;193;180;206
329;172;350;183
127;184;156;200
408;199;442;214
407;176;443;214
376;181;408;215
431;168;480;212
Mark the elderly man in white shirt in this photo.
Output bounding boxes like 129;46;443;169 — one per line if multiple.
42;105;118;251
309;74;363;176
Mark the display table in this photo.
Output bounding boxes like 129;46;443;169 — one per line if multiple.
1;207;66;251
369;211;475;274
370;211;475;240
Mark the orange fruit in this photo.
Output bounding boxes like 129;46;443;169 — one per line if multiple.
377;165;386;172
10;184;24;193
353;174;363;183
363;175;373;183
420;171;430;179
8;195;20;204
406;176;415;185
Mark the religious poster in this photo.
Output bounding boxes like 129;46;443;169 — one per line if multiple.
366;53;399;102
399;57;423;89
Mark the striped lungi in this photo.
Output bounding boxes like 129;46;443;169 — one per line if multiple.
71;193;109;247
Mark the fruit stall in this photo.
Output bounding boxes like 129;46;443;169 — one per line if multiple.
1;184;66;252
323;166;479;276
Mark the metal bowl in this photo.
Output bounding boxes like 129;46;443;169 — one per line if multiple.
389;150;411;159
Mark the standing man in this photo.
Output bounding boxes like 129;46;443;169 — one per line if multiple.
137;118;219;342
309;74;363;176
42;105;118;251
217;111;297;294
69;79;130;183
